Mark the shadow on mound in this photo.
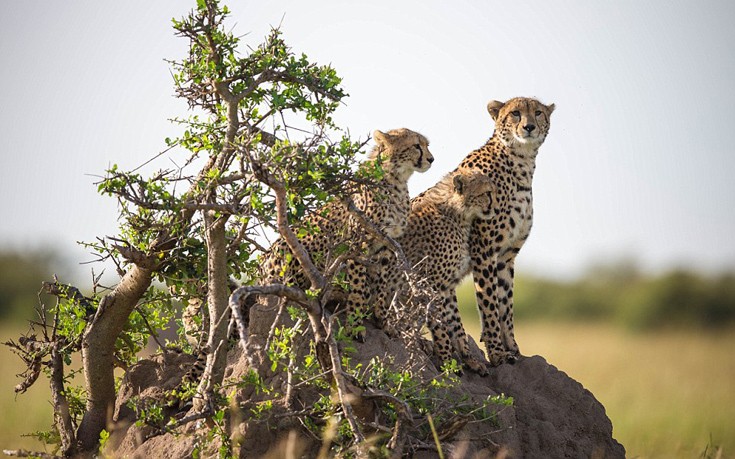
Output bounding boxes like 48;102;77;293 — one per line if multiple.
107;302;625;458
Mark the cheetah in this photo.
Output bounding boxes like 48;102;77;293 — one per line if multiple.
374;170;496;374
456;97;555;366
259;128;433;339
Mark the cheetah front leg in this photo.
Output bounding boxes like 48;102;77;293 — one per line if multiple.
470;230;516;366
427;292;462;373
444;291;489;376
496;254;520;359
370;246;400;335
343;258;369;342
427;291;487;376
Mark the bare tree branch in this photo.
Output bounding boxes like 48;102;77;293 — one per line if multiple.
11;353;41;394
251;165;327;292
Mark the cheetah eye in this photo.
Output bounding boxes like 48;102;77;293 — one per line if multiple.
511;110;521;117
535;110;542;116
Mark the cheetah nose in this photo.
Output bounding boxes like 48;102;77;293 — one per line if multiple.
427;156;434;163
523;124;536;133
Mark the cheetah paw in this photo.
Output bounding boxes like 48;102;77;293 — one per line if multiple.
487;350;517;367
351;327;366;343
464;356;490;376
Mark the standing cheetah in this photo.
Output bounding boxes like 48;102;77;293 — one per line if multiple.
455;97;554;366
260;128;433;339
374;170;496;374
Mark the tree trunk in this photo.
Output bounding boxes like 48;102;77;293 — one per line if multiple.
193;211;231;411
50;343;76;457
76;264;153;453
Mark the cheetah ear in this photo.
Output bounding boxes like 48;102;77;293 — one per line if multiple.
487;100;505;121
452;174;466;195
546;103;556;115
373;130;389;146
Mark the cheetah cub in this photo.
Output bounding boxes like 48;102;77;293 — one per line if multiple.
375;170;496;375
259;128;433;339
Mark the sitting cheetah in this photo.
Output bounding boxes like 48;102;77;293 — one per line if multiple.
457;97;555;366
260;128;433;339
374;170;495;375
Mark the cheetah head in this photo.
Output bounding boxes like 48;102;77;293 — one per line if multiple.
371;128;434;179
487;97;555;150
452;171;496;221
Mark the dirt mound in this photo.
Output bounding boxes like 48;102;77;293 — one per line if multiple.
108;303;625;458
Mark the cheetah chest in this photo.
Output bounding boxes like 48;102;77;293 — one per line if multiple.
455;247;473;282
503;189;533;249
366;184;409;239
446;222;474;284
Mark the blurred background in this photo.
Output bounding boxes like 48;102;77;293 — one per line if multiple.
1;1;734;457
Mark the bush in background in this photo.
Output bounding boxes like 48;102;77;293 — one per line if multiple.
0;250;59;323
458;265;735;331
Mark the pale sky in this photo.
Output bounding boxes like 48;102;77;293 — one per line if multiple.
1;1;734;280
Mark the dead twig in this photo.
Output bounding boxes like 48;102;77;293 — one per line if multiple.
142;407;214;442
12;355;41;394
6;335;49;394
